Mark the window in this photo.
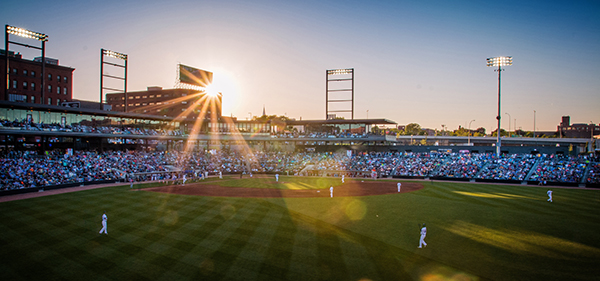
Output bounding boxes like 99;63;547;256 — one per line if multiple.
12;80;17;88
48;85;52;92
135;96;140;99
30;96;35;103
23;70;28;76
48;98;52;105
156;95;162;97
63;87;67;95
57;86;61;94
57;75;61;82
23;82;28;89
142;95;147;98
48;74;52;80
149;95;155;98
57;98;61;106
63;77;67;83
31;82;36;91
182;101;187;104
135;103;140;106
149;102;155;105
12;68;17;74
31;71;35;77
128;96;133;99
142;103;147;106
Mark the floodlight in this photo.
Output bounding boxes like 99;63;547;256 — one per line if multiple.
6;25;48;41
486;56;512;67
102;49;128;60
327;69;353;75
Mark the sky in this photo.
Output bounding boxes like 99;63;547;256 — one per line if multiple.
2;0;599;133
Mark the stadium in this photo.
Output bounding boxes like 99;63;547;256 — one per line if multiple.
2;19;600;281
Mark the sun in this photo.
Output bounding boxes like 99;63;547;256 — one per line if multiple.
203;83;219;98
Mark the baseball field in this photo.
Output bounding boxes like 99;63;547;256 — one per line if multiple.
1;176;599;280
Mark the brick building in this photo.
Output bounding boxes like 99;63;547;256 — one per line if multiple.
105;87;222;120
557;116;599;138
1;50;74;105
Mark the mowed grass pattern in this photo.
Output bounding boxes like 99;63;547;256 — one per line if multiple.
1;177;599;280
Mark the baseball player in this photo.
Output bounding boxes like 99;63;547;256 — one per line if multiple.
330;186;334;198
99;212;108;234
219;171;222;179
275;174;279;182
341;175;345;183
182;174;187;185
205;171;208;179
547;189;553;202
397;182;401;192
418;223;427;248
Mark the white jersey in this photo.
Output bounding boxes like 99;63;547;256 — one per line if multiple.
547;190;552;196
102;214;107;222
420;226;427;236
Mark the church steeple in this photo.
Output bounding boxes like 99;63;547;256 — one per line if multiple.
262;104;266;117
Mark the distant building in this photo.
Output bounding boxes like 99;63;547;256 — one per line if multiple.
105;87;222;120
557;116;599;138
1;49;74;105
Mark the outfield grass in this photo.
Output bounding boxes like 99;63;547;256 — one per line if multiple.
1;176;599;280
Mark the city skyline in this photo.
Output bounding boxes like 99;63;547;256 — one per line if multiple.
2;0;599;132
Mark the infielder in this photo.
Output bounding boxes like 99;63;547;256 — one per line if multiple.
397;182;401;192
418;223;427;248
275;174;279;182
547;190;553;202
99;212;108;234
330;186;334;198
341;175;345;183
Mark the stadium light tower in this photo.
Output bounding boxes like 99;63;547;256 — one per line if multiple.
487;56;512;156
100;49;128;111
5;25;48;103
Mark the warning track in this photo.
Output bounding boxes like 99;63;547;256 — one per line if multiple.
144;181;424;198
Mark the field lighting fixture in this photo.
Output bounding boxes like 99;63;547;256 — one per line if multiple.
100;48;128;111
487;56;512;156
327;68;353;75
4;25;48;102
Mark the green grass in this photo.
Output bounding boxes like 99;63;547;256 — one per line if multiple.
1;177;599;280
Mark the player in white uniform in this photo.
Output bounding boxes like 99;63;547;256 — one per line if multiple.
397;182;401;192
341;175;345;183
330;186;334;198
219;171;222;179
182;174;187;185
418;223;427;248
547;190;553;202
99;212;108;234
275;174;279;182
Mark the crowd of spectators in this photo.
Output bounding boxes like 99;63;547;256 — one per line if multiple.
1;149;598;191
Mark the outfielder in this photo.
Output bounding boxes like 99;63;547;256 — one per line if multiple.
341;175;345;183
219;171;222;179
397;182;401;192
418;223;427;248
547;190;553;202
99;212;108;234
275;174;279;182
330;186;334;198
182;174;187;185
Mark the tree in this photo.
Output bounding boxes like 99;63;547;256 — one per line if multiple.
404;123;422;135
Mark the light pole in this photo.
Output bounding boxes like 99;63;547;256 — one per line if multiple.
533;110;536;138
590;121;595;153
5;25;48;103
366;110;369;119
468;119;475;145
505;112;511;137
487;56;512;156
